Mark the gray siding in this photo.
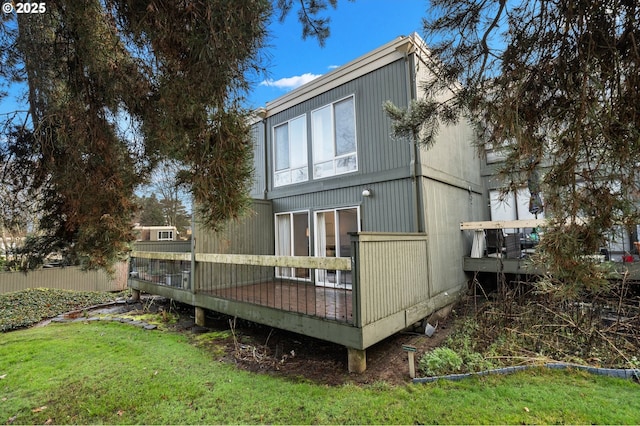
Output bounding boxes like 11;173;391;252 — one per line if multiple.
249;121;266;199
419;119;481;189
195;199;273;255
421;178;485;295
134;241;191;253
272;178;416;237
409;52;486;294
265;59;413;200
194;200;274;290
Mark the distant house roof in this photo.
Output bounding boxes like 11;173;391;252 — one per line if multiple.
133;225;177;230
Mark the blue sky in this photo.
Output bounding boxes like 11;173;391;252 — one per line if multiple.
0;1;428;115
250;0;428;108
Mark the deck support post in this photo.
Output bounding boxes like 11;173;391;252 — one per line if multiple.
347;348;366;373
130;288;140;302
195;306;206;327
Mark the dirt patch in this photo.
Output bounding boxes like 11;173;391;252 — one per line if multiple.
128;297;455;386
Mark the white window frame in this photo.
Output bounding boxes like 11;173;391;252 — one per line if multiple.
314;206;360;289
158;230;173;241
273;114;308;187
274;210;311;280
311;95;358;179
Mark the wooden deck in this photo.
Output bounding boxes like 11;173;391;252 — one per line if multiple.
204;281;353;323
463;256;544;275
463;256;640;280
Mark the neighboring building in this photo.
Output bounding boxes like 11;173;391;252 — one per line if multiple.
129;33;486;372
134;225;178;242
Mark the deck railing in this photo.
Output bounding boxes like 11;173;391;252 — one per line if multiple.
129;232;430;328
351;233;430;327
129;251;192;289
129;251;353;323
195;253;352;323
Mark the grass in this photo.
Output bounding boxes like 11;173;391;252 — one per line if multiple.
2;321;639;424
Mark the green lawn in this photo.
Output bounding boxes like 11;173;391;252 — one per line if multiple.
1;321;639;424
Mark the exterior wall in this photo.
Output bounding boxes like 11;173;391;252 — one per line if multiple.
265;59;412;200
418;120;486;293
406;46;488;294
134;241;191;253
195;199;273;255
249;120;266;199
272;178;415;232
259;57;423;252
421;178;485;295
194;200;274;290
0;263;128;294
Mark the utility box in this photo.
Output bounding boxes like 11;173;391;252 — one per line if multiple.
182;271;191;289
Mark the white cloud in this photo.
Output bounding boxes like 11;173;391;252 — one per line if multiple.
327;65;340;70
260;73;322;90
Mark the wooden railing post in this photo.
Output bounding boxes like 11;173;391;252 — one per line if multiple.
350;232;362;328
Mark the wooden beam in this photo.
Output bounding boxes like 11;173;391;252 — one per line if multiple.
460;219;546;230
130;251;192;261
131;251;351;270
195;253;352;271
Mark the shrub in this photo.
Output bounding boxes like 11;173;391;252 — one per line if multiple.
418;347;463;376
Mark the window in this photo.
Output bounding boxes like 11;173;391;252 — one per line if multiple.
273;115;308;187
312;96;357;179
158;230;173;241
275;211;310;279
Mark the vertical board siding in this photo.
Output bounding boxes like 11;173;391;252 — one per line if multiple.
272;178;415;237
133;241;191;253
194;200;274;291
411;50;486;297
354;233;429;326
250;121;266;198
195;199;273;254
356;59;411;174
422;179;485;295
414;50;480;188
0;262;127;294
266;59;412;197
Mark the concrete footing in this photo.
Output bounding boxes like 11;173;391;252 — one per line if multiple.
347;348;367;373
195;306;206;327
130;288;141;302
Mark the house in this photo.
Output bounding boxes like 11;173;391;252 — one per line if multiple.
133;225;178;242
461;139;640;276
129;33;486;372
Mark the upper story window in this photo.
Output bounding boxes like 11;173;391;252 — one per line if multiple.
312;96;357;179
274;115;308;187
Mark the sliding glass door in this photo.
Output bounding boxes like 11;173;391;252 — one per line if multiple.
275;211;310;279
315;207;359;288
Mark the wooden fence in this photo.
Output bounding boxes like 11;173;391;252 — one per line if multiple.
0;262;128;294
0;241;189;295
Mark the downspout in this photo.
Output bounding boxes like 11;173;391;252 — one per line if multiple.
264;117;269;200
255;107;269;200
